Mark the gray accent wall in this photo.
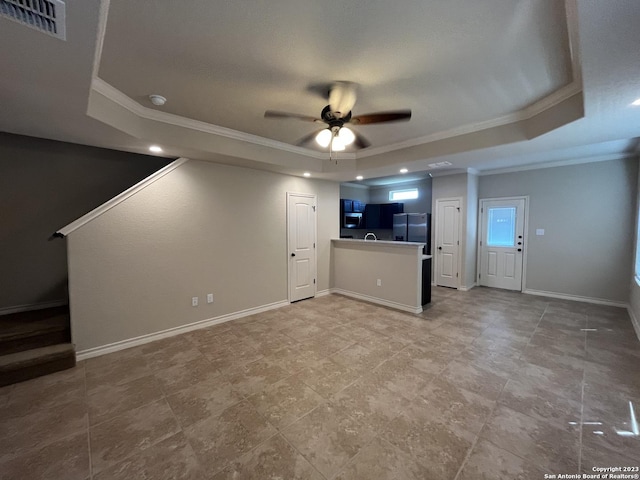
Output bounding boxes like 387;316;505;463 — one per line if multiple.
0;133;172;311
67;159;339;352
479;157;638;302
432;172;477;289
368;178;433;214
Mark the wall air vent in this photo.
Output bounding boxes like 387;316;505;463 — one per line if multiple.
1;0;66;40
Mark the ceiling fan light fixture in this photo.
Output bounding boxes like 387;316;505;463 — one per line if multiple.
316;129;332;147
331;137;346;151
338;127;355;145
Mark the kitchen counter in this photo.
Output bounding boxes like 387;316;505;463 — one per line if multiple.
332;238;426;248
331;238;431;313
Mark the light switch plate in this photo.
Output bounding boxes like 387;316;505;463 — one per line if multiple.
536;229;545;236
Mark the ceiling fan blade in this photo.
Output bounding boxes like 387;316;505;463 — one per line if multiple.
350;110;412;125
329;82;358;118
353;131;371;149
264;110;322;123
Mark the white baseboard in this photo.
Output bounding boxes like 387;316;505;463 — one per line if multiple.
315;289;332;298
0;300;68;316
459;283;476;292
627;305;640;342
523;289;628;308
76;299;289;361
332;288;422;314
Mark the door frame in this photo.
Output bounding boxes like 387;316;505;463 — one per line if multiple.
286;192;318;303
434;197;463;289
477;196;530;292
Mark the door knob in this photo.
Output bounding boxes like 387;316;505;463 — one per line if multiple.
438;246;442;250
291;253;296;257
517;248;522;252
518;242;522;245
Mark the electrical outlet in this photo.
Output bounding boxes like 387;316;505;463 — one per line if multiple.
376;279;382;287
192;296;199;307
207;293;214;304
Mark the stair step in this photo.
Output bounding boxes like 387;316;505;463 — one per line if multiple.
0;343;76;387
0;307;71;355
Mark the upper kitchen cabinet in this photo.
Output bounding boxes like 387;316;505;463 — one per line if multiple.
364;202;403;229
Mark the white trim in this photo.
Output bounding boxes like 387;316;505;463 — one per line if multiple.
57;158;188;236
76;299;289;361
627;305;640;342
478;153;634;177
357;82;582;159
459;283;476;292
523;289;628;308
91;78;343;161
315;289;332;298
332;288;422;314
0;300;67;316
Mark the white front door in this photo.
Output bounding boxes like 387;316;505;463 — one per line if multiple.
287;193;317;302
435;198;461;288
479;198;527;291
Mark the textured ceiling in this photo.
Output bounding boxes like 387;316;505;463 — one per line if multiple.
0;0;639;183
98;0;572;149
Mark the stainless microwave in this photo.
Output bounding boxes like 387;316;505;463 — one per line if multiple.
343;212;363;229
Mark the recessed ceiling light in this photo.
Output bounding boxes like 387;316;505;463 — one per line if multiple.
149;145;163;153
303;172;311;177
400;168;408;174
356;175;364;181
632;98;640;106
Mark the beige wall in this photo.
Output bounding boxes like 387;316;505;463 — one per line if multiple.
67;159;339;352
479;157;638;303
432;172;476;288
332;240;423;312
0;132;171;312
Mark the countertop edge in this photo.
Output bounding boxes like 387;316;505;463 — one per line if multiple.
332;238;426;248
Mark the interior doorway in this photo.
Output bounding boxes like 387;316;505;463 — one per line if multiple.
287;192;317;302
435;197;461;288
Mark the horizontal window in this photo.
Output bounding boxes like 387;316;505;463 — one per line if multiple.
389;188;418;201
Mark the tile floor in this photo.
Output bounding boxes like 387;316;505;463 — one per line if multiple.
1;287;639;479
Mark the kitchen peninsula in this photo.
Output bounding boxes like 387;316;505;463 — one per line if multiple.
331;238;432;314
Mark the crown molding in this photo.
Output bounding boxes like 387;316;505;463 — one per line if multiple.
358;0;583;159
91;78;358;161
357;81;582;159
478;152;635;176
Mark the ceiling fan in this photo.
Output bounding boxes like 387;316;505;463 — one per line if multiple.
264;82;411;152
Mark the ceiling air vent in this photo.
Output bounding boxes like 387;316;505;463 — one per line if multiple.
1;0;66;40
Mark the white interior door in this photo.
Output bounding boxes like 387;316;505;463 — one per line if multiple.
435;199;460;288
287;193;317;302
479;198;526;291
